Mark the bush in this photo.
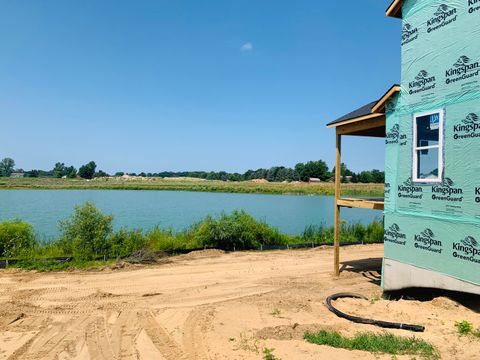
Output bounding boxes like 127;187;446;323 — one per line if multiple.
0;220;36;258
193;210;287;251
107;228;146;258
58;202;113;260
301;218;384;244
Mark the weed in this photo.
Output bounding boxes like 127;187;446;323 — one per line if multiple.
455;320;473;335
270;308;281;316
234;332;259;354
455;320;480;338
263;347;281;360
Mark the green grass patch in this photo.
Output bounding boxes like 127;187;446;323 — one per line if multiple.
304;330;438;359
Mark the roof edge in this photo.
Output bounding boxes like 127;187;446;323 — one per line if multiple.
326;112;384;129
371;84;401;113
386;0;402;18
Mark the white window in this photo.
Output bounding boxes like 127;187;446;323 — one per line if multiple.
412;109;444;183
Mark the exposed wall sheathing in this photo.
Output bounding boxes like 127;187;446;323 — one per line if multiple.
383;0;480;290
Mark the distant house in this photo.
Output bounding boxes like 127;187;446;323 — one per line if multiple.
308;178;321;183
10;172;24;178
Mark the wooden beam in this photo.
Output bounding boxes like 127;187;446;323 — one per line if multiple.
326;112;384;129
371;85;401;113
336;115;386;135
386;0;402;18
337;198;384;211
334;131;341;277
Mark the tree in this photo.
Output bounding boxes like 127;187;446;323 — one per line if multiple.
0;158;15;177
25;170;40;178
332;163;353;178
78;161;96;179
94;170;109;178
53;162;66;178
358;171;374;183
302;160;330;181
65;166;77;179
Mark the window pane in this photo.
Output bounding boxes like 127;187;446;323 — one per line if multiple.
416;113;439;147
417;148;439;179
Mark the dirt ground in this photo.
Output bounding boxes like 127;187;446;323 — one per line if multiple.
0;244;479;360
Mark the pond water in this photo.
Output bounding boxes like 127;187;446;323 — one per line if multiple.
0;190;382;239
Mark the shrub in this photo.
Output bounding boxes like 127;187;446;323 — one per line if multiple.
0;220;36;258
107;229;146;258
145;227;200;251
301;218;384;244
193;210;287;251
58;202;113;260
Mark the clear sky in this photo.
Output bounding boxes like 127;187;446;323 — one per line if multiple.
0;0;400;174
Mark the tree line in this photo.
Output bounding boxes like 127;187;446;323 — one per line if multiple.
0;157;384;183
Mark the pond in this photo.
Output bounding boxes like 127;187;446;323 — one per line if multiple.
0;190;382;239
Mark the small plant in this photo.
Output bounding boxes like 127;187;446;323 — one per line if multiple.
455;320;480;337
455;320;473;335
233;332;259;353
263;347;281;360
270;308;281;316
304;330;438;359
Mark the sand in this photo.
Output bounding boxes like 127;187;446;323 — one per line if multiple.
0;244;479;359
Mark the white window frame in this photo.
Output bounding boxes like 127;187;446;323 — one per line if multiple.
412;109;444;184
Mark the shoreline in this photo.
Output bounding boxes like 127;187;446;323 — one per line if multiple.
0;177;384;197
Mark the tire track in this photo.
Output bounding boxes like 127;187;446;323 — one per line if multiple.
137;310;188;360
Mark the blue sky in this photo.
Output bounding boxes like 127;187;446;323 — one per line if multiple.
0;0;400;174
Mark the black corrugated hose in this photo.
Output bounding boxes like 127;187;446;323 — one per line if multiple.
325;292;425;332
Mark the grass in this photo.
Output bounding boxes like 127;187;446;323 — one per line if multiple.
455;320;480;337
0;177;384;197
304;330;438;359
10;259;116;271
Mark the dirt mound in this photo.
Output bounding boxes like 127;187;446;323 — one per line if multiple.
181;249;225;259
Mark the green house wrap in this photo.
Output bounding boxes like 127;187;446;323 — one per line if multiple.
382;0;480;294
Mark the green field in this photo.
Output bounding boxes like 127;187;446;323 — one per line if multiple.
0;177;384;197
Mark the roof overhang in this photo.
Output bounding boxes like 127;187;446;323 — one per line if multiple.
386;0;402;18
326;85;400;137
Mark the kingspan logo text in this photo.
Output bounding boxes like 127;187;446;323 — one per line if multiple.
402;23;418;45
409;70;436;95
453;236;480;264
384;223;407;245
385;124;399;144
445;56;480;84
427;4;457;33
468;0;480;14
398;177;423;199
414;228;443;253
431;177;464;202
454;113;480;139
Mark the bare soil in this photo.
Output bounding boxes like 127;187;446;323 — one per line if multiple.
0;244;479;359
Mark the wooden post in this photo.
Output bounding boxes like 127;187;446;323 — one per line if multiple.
334;131;342;276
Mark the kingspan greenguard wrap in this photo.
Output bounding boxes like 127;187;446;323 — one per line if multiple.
383;0;480;288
